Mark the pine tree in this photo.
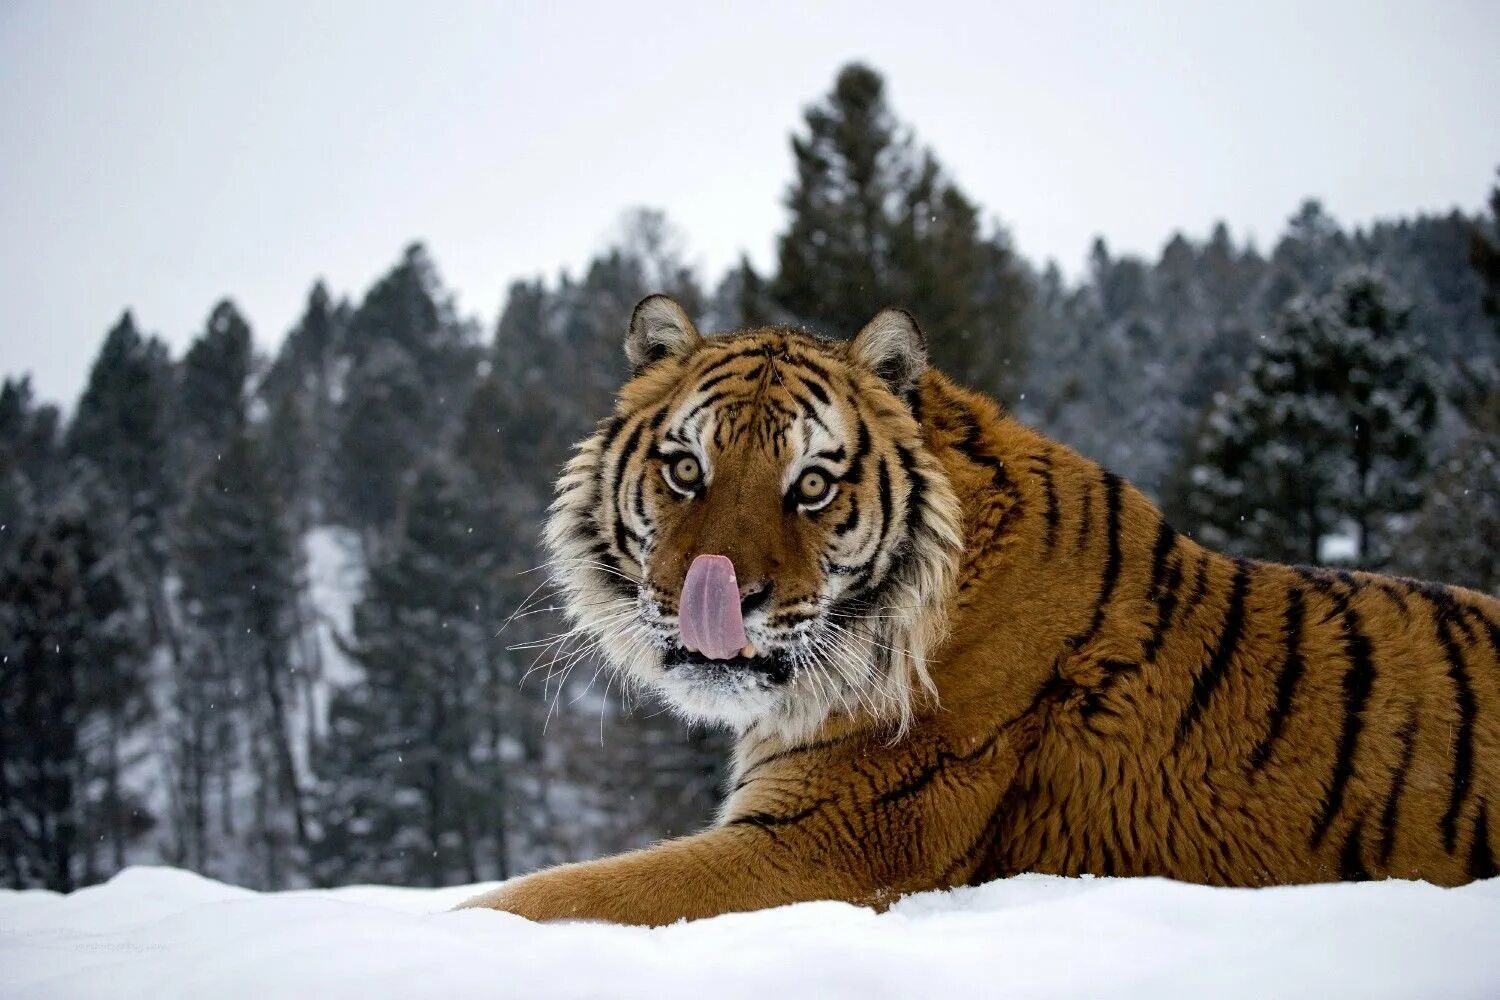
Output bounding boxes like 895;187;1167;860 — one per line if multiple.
706;256;777;332
177;301;253;470
332;245;479;543
343;244;475;397
1183;268;1439;566
0;377;61;560
332;340;430;542
260;282;349;525
174;429;308;885
170;304;310;886
771;63;1030;401
1405;437;1499;593
0;377;61;495
0;505;148;890
316;462;509;885
1472;176;1500;327
1403;175;1500;594
1455;174;1500;426
1262;200;1350;314
66;314;176;579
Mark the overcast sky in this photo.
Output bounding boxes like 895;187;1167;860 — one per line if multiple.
2;0;1497;406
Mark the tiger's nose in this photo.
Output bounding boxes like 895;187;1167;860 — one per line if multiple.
739;579;772;617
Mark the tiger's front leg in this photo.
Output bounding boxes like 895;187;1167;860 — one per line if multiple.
455;826;871;925
456;729;1018;925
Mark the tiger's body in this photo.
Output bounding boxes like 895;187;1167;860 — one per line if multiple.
461;298;1499;925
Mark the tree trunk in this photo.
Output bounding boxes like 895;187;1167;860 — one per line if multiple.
259;644;308;853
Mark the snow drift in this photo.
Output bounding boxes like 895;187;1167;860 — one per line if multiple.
2;867;1497;999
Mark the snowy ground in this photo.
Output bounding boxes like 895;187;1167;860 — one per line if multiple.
2;868;1498;999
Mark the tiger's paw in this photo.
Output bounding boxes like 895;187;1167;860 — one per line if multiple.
453;869;612;924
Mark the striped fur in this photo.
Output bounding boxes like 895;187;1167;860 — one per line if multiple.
461;301;1500;925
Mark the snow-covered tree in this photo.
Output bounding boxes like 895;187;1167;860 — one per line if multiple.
1402;177;1500;594
1183;268;1439;566
316;462;510;886
174;430;307;886
0;505;150;890
331;245;479;546
259;282;351;527
176;301;252;474
771;63;1031;402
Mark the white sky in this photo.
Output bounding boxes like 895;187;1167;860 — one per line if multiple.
2;0;1497;406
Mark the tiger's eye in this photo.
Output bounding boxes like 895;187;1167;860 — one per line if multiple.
671;455;702;488
796;469;829;504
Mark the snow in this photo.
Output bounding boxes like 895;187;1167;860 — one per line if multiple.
3;868;1498;999
1318;526;1359;564
303;525;365;690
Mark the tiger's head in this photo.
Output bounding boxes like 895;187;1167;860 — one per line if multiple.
544;296;962;740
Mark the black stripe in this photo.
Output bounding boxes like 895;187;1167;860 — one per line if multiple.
608;417;648;561
942;395;1011;493
1175;559;1252;744
1339;814;1372;881
693;369;740;394
1461;604;1500;666
1079;659;1139;723
690;343;774;383
585;540;633;599
905;386;924;423
922;684;1070;880
1146;520;1178;602
1075;476;1094;552
580;415;634;596
1448;596;1478;643
831;496;861;537
1066;471;1124;649
1181;555;1210;619
792;370;831;405
895;445;925;542
1376;582;1411;617
677;386;743;429
875;457;893;546
595;413;626;447
1032;451;1059;552
787;350;835;387
727;798;832;839
1294;567;1350;626
1471;799;1498;880
783;386;826;425
1414;586;1477;854
1377;711;1418;865
1310;603;1377;849
768;600;819;623
937;792;1013;885
876;721;1017;807
647;400;672;430
842;414;872;485
734;733;863;789
1249;584;1306;771
1141;553;1185;664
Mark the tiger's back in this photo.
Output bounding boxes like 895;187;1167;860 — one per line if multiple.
919;376;1500;887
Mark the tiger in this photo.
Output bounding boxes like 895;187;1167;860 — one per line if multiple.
459;295;1500;925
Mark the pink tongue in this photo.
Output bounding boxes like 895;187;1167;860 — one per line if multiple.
680;554;748;660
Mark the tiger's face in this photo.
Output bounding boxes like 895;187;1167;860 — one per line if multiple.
544;297;961;739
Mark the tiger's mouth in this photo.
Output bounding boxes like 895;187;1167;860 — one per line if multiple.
662;644;793;685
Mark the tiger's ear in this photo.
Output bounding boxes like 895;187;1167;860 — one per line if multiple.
625;295;703;374
850;308;927;393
